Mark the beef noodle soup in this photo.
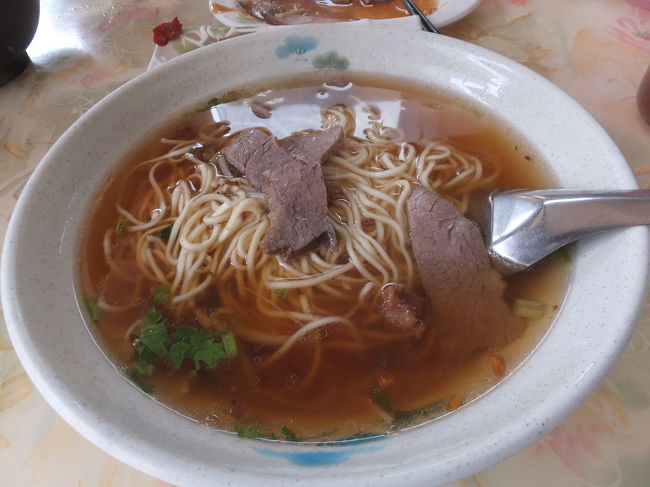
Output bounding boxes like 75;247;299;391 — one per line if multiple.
79;76;568;442
214;0;437;24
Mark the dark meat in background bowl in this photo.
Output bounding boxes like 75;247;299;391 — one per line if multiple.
241;0;435;24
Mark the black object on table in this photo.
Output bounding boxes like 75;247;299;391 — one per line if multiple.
0;0;40;87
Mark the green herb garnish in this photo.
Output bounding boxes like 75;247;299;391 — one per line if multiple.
153;284;169;305
197;97;221;112
131;360;155;377
117;215;127;233
370;384;394;413
378;357;388;369
83;297;100;322
192;336;226;370
281;426;299;442
157;224;174;241
392;401;445;428
222;331;238;358
130;307;237;394
129;370;154;393
128;360;155;393
235;425;261;439
167;341;192;370
514;299;544;319
273;288;287;299
136;309;170;358
169;325;229;370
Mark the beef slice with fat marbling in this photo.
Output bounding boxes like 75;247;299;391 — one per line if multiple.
277;126;344;167
221;128;293;189
407;186;524;355
222;127;343;255
261;160;333;255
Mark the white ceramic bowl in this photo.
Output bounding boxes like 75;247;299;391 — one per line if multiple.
2;23;648;487
210;0;481;29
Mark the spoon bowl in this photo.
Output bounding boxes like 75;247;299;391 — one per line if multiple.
484;189;650;271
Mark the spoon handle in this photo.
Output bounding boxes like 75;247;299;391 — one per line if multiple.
488;189;650;269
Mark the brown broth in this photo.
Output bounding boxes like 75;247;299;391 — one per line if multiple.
79;77;569;442
237;0;437;24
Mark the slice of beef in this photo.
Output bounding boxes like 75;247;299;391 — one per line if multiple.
407;187;524;355
377;284;425;330
221;128;294;189
244;0;312;25
277;126;343;167
222;126;342;255
261;161;332;255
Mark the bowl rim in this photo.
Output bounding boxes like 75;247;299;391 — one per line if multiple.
2;22;648;487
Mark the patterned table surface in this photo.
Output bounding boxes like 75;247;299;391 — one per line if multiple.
2;1;650;485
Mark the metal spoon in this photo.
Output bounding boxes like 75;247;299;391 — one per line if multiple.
401;0;439;33
481;189;650;272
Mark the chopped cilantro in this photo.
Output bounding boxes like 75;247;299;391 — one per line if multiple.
137;309;169;357
192;339;226;370
370;384;394;413
281;426;299;442
378;357;388;369
392;401;445;428
273;288;287;298
83;297;100;322
129;360;155;393
116;215;127;233
153;284;169;305
197;97;221;112
169;325;231;370
235;425;261;439
168;341;192;370
222;332;238;358
171;325;197;340
157;224;174;241
130;307;236;388
132;360;154;377
128;370;154;393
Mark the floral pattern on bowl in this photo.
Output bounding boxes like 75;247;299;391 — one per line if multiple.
273;35;350;70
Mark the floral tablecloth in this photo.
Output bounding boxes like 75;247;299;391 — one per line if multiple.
2;0;650;485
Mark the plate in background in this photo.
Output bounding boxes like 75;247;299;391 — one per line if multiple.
209;0;481;29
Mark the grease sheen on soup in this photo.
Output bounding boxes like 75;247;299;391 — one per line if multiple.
80;76;568;442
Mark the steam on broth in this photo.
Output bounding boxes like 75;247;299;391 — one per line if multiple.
80;76;568;442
